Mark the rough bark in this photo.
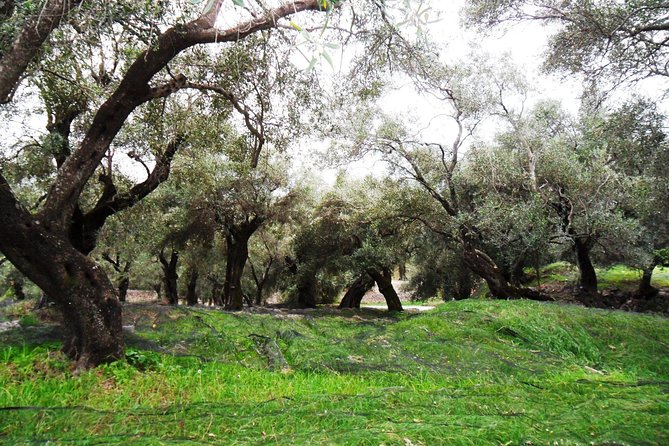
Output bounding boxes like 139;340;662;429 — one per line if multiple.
367;267;403;312
0;0;86;103
638;264;658;298
159;249;179;305
0;0;328;369
462;246;552;301
223;217;263;310
185;268;199;306
0;173;123;368
454;266;472;300
249;257;273;305
339;274;375;309
574;238;597;293
398;263;407;281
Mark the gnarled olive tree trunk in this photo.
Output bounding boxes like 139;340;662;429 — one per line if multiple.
0;177;123;367
223;217;263;311
368;267;403;311
462;246;551;301
573;238;597;293
339;274;375;309
159;249;180;305
185;268;199;306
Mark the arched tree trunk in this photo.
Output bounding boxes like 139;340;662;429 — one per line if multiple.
574;238;597;293
159;249;179;305
368;267;403;312
339;274;375;309
185;268;199;306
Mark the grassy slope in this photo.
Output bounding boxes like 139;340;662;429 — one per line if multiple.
532;263;669;291
1;300;668;445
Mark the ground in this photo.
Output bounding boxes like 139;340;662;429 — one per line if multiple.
1;296;668;445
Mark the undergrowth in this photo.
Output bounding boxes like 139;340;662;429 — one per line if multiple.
1;301;668;445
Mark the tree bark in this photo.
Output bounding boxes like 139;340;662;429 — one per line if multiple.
185;268;199;306
339;274;375;309
462;246;551;301
286;257;318;308
159;249;179;305
117;276;129;303
0;174;122;368
11;276;25;301
454;266;472;300
574;238;597;293
398;263;407;281
638;263;658;298
368;267;403;311
222;217;263;311
249;257;273;306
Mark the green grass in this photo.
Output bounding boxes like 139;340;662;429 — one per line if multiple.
529;262;669;290
1;301;668;445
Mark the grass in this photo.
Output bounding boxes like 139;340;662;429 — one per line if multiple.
1;300;668;445
529;262;669;291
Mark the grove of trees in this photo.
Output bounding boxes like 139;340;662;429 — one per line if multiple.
0;0;667;369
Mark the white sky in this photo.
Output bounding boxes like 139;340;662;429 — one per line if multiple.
309;0;669;185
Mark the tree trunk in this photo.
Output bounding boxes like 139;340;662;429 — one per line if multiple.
510;251;528;286
454;266;472;300
638;263;658;298
117;276;129;303
249;257;273;306
462;246;551;301
368;267;403;311
0;175;123;369
11;277;25;301
398;263;407;281
159;249;179;305
574;238;597;293
339;274;375;309
285;256;318;308
185;268;199;306
223;234;250;311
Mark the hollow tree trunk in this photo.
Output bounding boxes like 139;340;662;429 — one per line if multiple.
462;247;551;301
638;262;658;298
339;274;375;309
574;239;597;293
368;267;403;312
185;268;199;306
159;249;179;305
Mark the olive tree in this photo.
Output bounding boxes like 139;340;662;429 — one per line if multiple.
0;0;343;368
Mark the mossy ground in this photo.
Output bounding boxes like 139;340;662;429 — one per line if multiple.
1;299;668;445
